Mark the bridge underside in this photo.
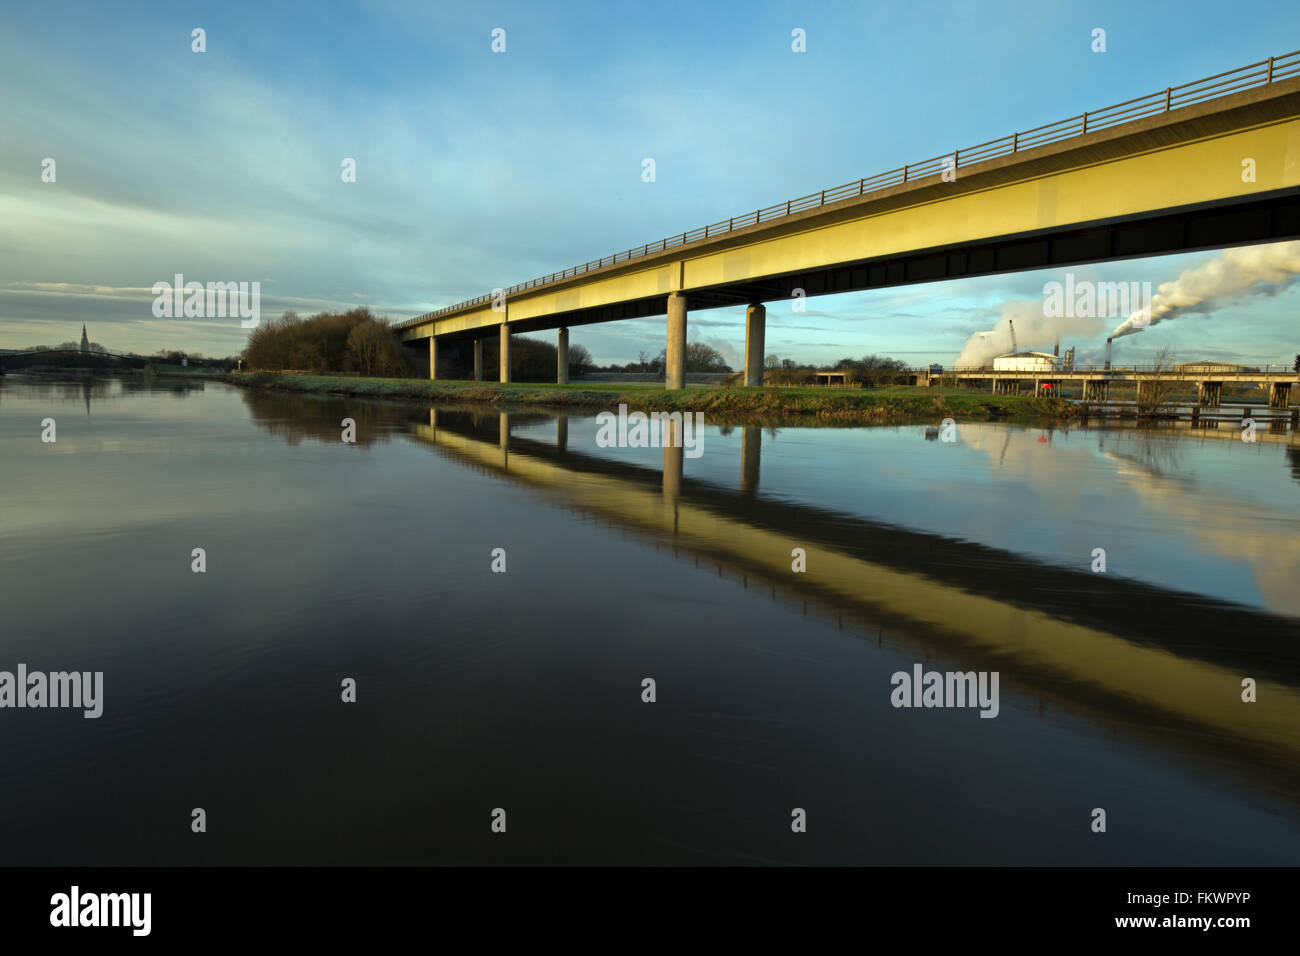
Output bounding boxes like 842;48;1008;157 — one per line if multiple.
481;187;1300;338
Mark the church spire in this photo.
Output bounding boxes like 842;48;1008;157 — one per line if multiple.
80;324;89;352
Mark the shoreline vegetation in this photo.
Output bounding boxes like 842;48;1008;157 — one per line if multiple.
10;364;1282;425
11;307;1283;425
218;370;1076;423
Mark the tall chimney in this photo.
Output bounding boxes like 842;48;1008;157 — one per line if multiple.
1104;337;1112;371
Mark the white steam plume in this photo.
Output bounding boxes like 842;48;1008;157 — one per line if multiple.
954;300;1104;369
1110;240;1300;339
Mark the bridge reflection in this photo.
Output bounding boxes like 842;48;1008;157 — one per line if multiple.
410;408;1300;801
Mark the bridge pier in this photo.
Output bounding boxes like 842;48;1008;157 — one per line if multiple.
473;339;483;381
429;337;445;380
1269;382;1292;408
500;325;511;383
744;303;766;387
666;292;686;390
557;327;569;384
1083;379;1109;403
1197;381;1222;407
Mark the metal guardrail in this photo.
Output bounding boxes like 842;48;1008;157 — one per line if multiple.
398;48;1300;331
940;364;1299;375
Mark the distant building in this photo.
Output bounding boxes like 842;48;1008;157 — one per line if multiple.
992;351;1061;373
1175;361;1260;373
80;324;89;353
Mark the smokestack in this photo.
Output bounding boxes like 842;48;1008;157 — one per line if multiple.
1053;341;1059;357
1107;240;1300;339
1104;337;1112;371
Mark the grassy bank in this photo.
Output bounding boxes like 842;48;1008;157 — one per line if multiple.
225;371;1077;423
147;363;235;378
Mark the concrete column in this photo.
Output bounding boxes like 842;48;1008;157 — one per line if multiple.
1269;382;1291;408
557;327;569;384
556;414;568;453
744;303;766;387
499;324;511;383
499;412;509;467
741;426;761;496
473;339;483;381
428;337;441;380
666;292;686;390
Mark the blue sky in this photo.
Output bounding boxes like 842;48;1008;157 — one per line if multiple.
2;0;1298;367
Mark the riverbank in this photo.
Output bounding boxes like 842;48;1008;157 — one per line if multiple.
221;370;1077;423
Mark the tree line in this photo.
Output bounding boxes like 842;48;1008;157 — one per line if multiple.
244;309;411;376
241;307;601;381
739;354;911;386
591;343;732;374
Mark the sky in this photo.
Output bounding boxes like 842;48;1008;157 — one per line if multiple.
2;0;1299;368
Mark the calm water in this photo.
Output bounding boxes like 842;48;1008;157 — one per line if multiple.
2;373;1299;865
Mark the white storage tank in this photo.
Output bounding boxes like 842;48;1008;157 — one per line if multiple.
992;351;1060;373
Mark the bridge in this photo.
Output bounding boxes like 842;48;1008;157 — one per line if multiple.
397;50;1300;389
0;348;150;372
912;362;1300;407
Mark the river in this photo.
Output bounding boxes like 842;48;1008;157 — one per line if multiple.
1;373;1298;864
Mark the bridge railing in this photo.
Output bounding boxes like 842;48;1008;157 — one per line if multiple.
398;48;1300;331
4;347;146;359
938;364;1299;375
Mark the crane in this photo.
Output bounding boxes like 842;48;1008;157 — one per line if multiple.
1007;320;1018;354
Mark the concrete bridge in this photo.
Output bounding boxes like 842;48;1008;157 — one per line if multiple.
397;50;1300;388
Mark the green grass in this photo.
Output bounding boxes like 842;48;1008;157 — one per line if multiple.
225;371;1078;423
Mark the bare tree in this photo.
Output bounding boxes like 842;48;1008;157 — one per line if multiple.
1136;347;1178;416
